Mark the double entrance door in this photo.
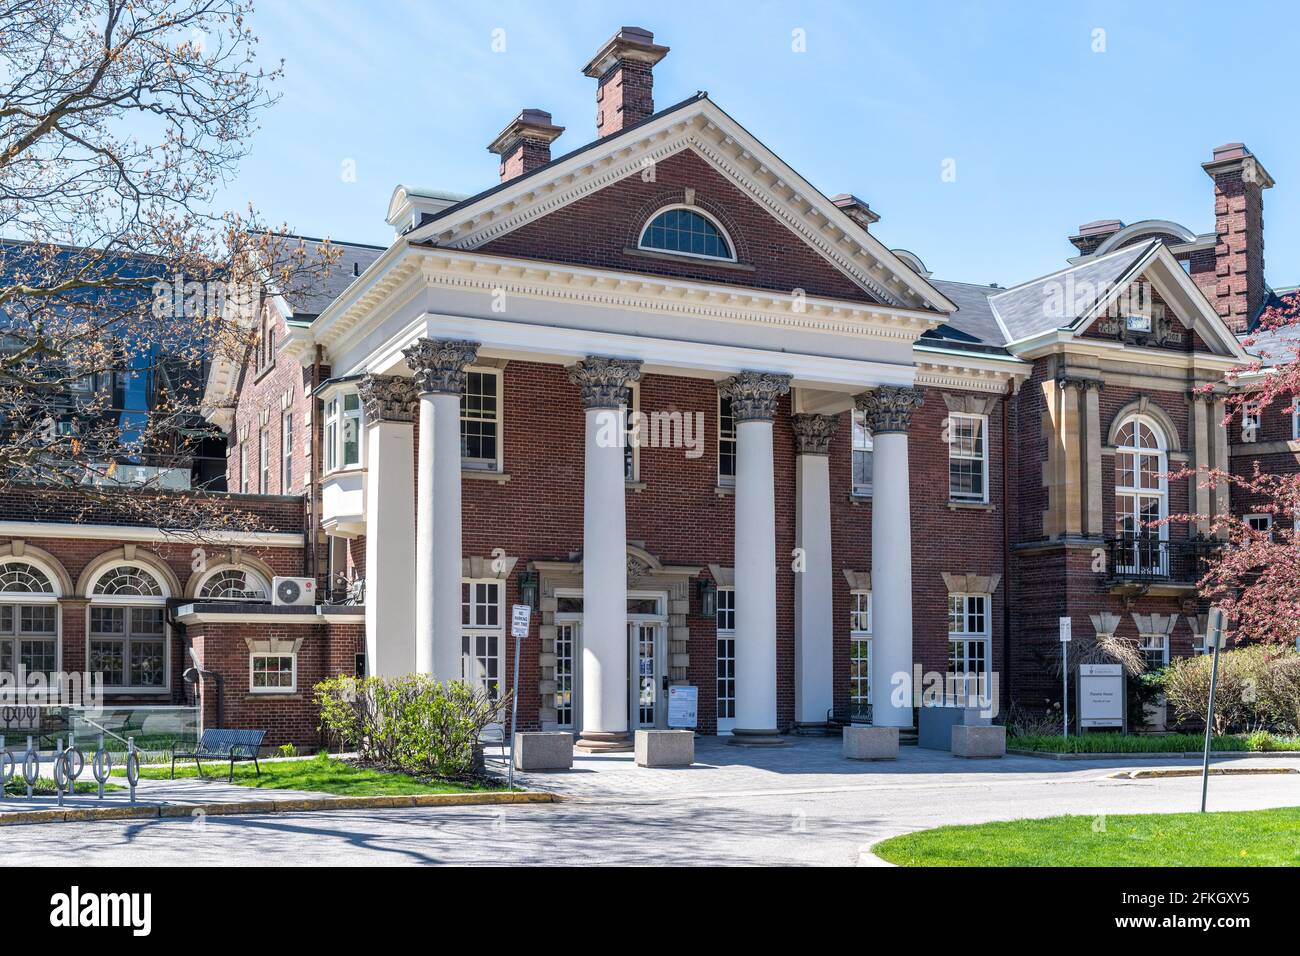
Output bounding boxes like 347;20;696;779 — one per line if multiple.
555;592;668;733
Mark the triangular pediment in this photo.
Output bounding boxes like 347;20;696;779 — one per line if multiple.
408;96;955;315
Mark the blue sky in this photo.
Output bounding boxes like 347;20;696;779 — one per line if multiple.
227;0;1300;287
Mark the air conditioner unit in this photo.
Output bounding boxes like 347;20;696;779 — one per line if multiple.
272;576;316;607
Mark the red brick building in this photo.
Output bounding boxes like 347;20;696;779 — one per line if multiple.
5;27;1294;749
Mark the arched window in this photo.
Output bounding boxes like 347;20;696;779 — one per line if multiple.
198;567;270;602
638;206;735;261
1115;416;1168;574
0;560;59;681
89;563;167;691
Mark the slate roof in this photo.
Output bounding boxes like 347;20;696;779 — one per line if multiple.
985;241;1156;344
1245;287;1300;367
926;279;1010;349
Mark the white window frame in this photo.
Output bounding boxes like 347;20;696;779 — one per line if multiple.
1138;633;1169;670
849;590;872;720
461;368;503;473
258;426;269;494
947;592;990;705
1246;513;1273;538
851;408;873;497
1114;414;1169;573
322;388;363;475
281;410;293;494
1242;400;1261;437
637;204;737;263
1291;401;1299;441
196;565;272;602
0;558;63;686
461;579;504;701
623;382;640;483
948;412;990;504
86;562;170;694
238;443;248;493
716;587;736;733
249;652;297;694
717;394;736;487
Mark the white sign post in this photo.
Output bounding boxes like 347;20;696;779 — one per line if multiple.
1059;617;1072;739
506;604;531;790
1078;664;1124;729
1200;607;1228;813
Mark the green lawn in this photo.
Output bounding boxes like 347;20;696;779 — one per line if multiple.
1009;732;1300;754
4;780;123;796
118;753;503;797
874;807;1300;866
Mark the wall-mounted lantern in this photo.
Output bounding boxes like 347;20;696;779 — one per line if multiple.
518;570;539;611
696;577;717;619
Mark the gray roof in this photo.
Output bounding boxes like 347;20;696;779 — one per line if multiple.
927;280;1010;347
986;241;1155;343
271;237;386;318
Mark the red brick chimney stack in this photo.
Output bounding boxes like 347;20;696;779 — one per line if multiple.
488;109;565;182
582;27;670;138
1202;142;1274;332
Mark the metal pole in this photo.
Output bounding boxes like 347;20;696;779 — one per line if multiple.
1062;642;1069;739
1200;640;1222;813
506;628;523;791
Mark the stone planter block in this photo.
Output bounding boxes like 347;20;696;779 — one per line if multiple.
513;731;574;771
634;729;695;767
843;726;899;760
951;725;1005;758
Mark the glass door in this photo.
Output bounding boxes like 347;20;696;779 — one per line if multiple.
629;622;659;728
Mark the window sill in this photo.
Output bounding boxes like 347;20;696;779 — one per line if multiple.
621;247;756;272
626;480;647;492
948;501;994;512
246;692;301;700
323;465;365;480
252;362;277;386
714;484;734;497
463;469;511;485
848;493;872;505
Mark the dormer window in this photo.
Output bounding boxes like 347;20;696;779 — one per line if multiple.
638;206;735;262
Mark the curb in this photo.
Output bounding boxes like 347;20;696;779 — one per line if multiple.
0;790;557;827
1111;766;1300;780
1007;748;1300;761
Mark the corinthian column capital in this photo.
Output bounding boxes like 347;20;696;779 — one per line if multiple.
790;413;838;455
568;355;642;409
718;371;792;423
358;374;418;423
855;385;925;434
402;338;480;394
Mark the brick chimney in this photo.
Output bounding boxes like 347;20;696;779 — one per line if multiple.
1068;219;1124;256
832;194;880;232
582;27;670;138
1202;143;1274;332
488;109;565;182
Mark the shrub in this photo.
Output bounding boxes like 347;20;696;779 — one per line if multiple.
1160;645;1287;734
1246;729;1274;752
277;743;298;758
315;675;509;779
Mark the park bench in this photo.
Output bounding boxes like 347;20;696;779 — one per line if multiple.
171;728;266;782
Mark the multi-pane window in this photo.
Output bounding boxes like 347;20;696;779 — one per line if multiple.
90;565;166;690
623;384;639;482
199;568;269;601
324;392;362;473
258;426;269;494
554;622;575;728
639;207;734;261
281;411;293;493
239;443;248;493
1246;513;1273;537
461;371;500;470
947;593;989;705
461;580;502;701
850;591;872;720
716;588;736;724
1115;417;1167;574
718;396;736;484
1242;400;1261;439
0;602;57;679
948;413;988;503
1138;633;1168;671
251;653;295;692
89;606;165;687
852;409;873;496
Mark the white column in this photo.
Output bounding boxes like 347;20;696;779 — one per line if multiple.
404;338;479;679
724;372;790;745
570;356;642;753
792;413;837;726
857;386;923;728
359;375;417;677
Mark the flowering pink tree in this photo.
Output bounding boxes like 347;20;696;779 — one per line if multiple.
1176;296;1300;646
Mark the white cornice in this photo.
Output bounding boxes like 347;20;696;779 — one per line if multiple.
0;521;304;548
174;607;364;626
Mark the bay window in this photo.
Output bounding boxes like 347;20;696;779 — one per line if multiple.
851;409;873;497
324;390;362;473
